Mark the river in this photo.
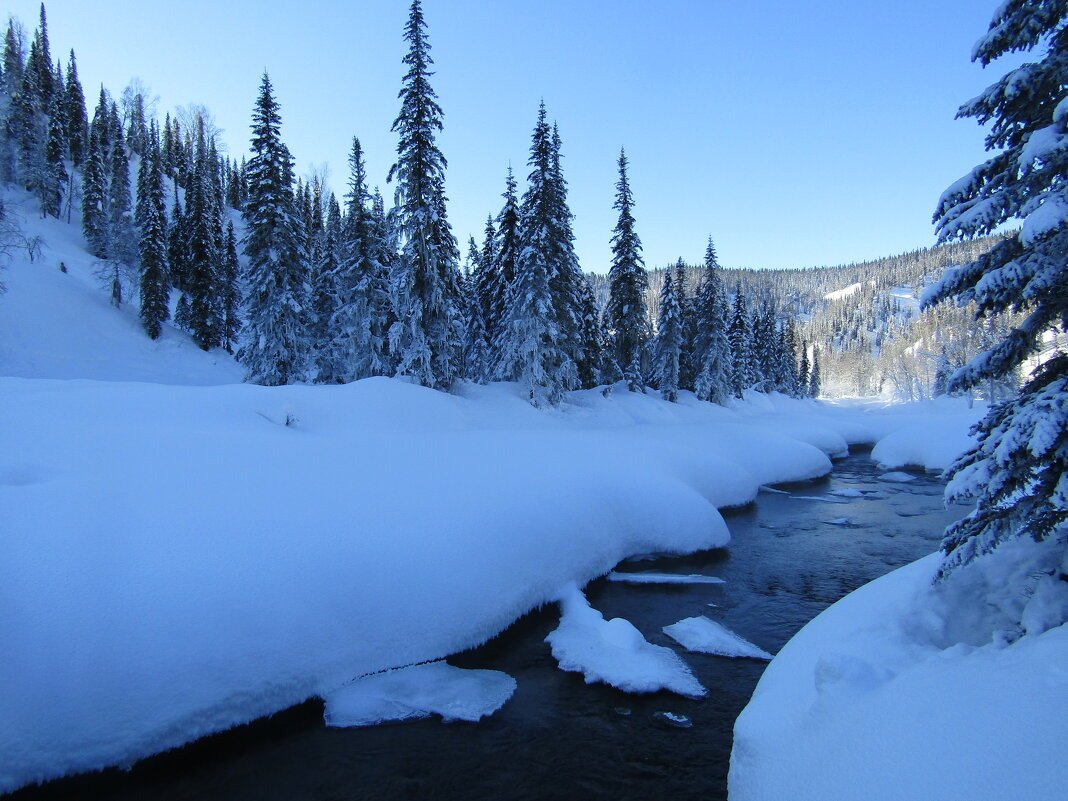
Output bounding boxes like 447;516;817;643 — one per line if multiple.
13;450;969;801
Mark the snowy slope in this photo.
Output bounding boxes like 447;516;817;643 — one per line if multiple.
0;188;242;385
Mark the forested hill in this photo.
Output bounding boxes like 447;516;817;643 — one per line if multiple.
588;232;1013;401
591;233;1011;326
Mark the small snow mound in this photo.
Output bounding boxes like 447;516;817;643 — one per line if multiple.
829;488;865;498
607;572;726;585
879;471;916;482
323;661;516;727
663;616;773;660
546;582;706;697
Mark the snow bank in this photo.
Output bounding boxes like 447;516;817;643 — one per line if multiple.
545;582;705;697
0;376;845;792
323;661;515;726
871;414;978;472
730;553;1068;801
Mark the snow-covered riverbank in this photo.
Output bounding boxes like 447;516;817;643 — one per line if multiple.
0;372;982;794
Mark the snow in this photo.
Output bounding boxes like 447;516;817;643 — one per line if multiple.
0;188;1002;792
663;616;773;660
871;416;977;472
545;582;706;697
879;470;918;482
607;571;726;585
322;661;516;726
829;488;865;498
790;494;848;503
823;282;863;301
730;553;1068;801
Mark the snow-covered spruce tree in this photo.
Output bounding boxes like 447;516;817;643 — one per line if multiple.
461;267;491;383
237;73;310;386
654;260;684;402
692;237;733;404
488;167;522;375
42;72;67;218
64;51;86;168
472;213;498;344
776;318;801;396
329;136;391;382
310;193;342;381
135;132;169;339
798;338;811;398
922;0;1068;625
807;346;821;399
497;102;576;406
185;120;222;350
219;221;240;354
605;148;650;392
387;0;462;391
577;274;605;388
728;286;758;397
547;123;588;381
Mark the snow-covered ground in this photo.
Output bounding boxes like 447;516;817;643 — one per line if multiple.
0;188;1007;793
729;546;1068;801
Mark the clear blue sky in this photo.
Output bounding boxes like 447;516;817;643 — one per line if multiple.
6;0;1013;272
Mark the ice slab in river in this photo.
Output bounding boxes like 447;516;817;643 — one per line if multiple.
323;660;516;727
546;582;706;697
663;615;773;660
879;471;917;482
607;571;725;585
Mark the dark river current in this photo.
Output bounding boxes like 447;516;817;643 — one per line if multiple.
13;450;969;801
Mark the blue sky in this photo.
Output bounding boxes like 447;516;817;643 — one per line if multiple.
6;0;1013;272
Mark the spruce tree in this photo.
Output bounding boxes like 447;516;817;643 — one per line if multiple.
185;120;221;350
692;238;732;404
64;51;87;167
386;0;462;390
497;103;575;405
798;339;811;398
310;193;342;380
728;286;757;397
922;0;1068;619
81;116;108;258
237;73;310;385
488;167;521;372
605;148;649;391
808;347;821;399
577;274;604;389
329;136;390;382
136;136;169;339
654;261;684;402
220;222;241;354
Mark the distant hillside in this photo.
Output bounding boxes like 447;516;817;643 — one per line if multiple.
589;233;1016;400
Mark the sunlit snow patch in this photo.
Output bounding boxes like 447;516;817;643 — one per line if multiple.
546;582;706;697
323;661;516;727
879;471;916;482
607;571;726;585
662;616;773;660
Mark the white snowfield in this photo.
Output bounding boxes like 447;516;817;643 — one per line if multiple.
0;195;992;793
730;549;1068;801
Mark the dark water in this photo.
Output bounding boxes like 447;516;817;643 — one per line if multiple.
12;451;968;801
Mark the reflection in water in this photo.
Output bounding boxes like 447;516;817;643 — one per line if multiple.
13;452;968;801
